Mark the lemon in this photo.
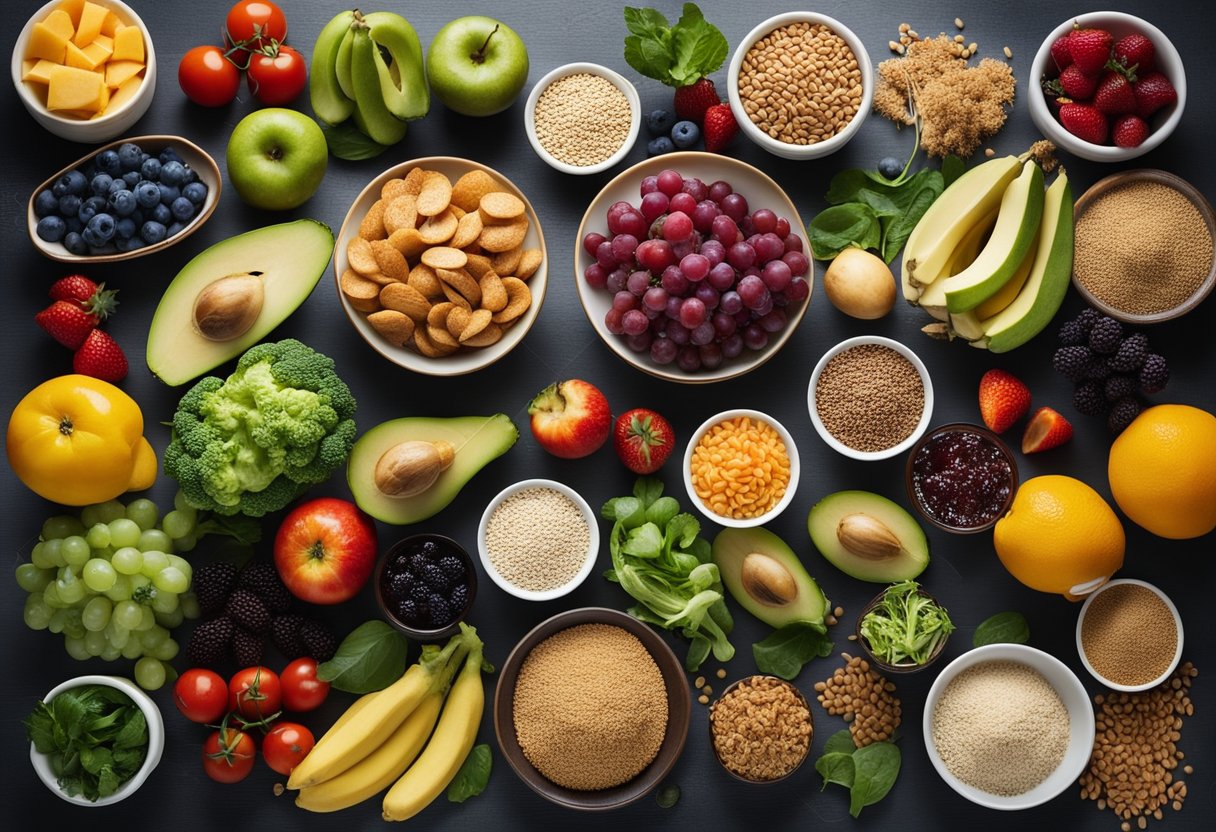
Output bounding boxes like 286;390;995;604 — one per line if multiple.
993;475;1125;598
1109;404;1216;539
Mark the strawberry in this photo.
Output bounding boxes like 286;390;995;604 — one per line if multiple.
73;329;128;382
35;300;101;349
1133;72;1177;118
49;274;99;304
702;102;738;153
1049;34;1073;72
1059;102;1109;145
978;369;1031;434
674;77;720;125
613;408;676;474
1067;27;1113;76
1094;70;1137;115
1113;32;1154;73
1057;64;1099;100
1021;407;1074;454
1112;114;1149;148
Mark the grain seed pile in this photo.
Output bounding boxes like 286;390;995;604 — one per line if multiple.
1081;583;1179;687
815;653;902;746
710;676;812;781
815;344;924;452
931;660;1069;796
533;73;633;167
485;486;590;592
512;623;668;790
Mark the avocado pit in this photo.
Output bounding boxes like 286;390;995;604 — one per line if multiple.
193;272;265;341
836;513;904;560
374;439;456;498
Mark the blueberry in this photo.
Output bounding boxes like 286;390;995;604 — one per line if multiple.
86;212;116;243
118;143;143;171
116;217;137;239
648;136;676;157
160;160;187;186
34;189;58;217
135;181;161;209
182;181;208;206
877;156;903;180
139;221;167;244
150;203;171;226
108;177;127;196
63;232;88;255
115;235;144;252
122;170;142;188
57;194;82;218
108;189;137;217
671;120;700;149
129;208;144;226
36;215;66;243
158;148;183;165
64;216;82;234
157;183;181;205
170;197;196;222
54;170;87;197
88;173;112;197
167;222;185;238
78;195;106;224
646;108;675;136
96;150;122;176
182;167;198;185
140;158;161;181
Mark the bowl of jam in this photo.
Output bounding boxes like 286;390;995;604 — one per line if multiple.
905;424;1018;534
375;534;477;640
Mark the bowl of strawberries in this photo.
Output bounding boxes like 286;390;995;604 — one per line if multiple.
1030;12;1185;162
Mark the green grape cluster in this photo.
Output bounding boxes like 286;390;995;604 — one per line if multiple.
14;494;203;691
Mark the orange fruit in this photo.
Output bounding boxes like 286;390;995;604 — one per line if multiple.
1109;404;1216;539
993;475;1125;599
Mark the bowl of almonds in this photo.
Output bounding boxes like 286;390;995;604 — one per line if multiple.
334;157;547;375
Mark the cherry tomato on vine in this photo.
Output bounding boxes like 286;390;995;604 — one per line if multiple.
178;45;240;107
226;0;287;51
247;45;307;106
202;725;256;783
173;668;229;724
228;666;282;722
262;722;315;775
281;658;330;713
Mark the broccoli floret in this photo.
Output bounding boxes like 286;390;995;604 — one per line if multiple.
164;339;357;517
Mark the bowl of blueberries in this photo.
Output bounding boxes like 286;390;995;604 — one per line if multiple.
374;533;477;641
28;134;220;263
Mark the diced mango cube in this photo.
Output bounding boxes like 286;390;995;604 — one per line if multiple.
93;33;113;51
104;74;141;113
59;0;86;28
43;9;75;41
99;11;121;38
111;25;143;63
64;41;102;70
73;1;108;47
83;39;112;64
24;58;59;85
104;59;143;88
47;64;106;112
26;21;70;63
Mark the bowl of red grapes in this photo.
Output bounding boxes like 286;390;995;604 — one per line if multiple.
575;152;812;382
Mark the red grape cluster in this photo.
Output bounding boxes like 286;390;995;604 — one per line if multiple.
583;169;810;373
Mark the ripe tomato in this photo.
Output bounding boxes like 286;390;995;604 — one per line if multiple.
226;0;287;50
173;668;229;724
280;658;330;713
246;45;307;106
179;45;240;107
202;725;256;783
228;666;282;722
262;722;315;775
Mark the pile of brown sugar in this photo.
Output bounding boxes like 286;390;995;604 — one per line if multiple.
874;34;1015;158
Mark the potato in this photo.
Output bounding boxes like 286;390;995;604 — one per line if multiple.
823;248;896;320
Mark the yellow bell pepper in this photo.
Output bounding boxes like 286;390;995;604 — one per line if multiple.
5;374;156;505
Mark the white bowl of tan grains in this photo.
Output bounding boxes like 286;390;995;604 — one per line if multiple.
727;12;872;160
682;409;799;528
808;336;933;461
923;644;1096;810
1072;170;1216;324
1076;579;1184;692
524;63;641;175
478;479;599;601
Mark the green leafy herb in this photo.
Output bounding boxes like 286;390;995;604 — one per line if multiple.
823;729;856;756
753;622;833;680
321;122;389;161
815;737;901;817
602;477;734;671
656;782;681;808
317;620;409;693
808;204;882;260
973;611;1030;647
447;744;491;803
623;3;727;88
815;752;855;790
941;154;965;188
24;685;148;802
859;580;955;666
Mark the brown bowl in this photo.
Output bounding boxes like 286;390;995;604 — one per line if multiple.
1071;169;1216;324
855;586;951;675
493;607;691;810
904;422;1018;534
708;675;813;783
374;533;477;641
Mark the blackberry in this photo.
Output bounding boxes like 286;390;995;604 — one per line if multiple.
1110;332;1149;373
1108;396;1144;434
427;594;453;628
238;561;292;614
300;618;338;661
448;583;469;612
409;551;429;573
409;581;430;603
192;562;237;617
1073;380;1109;417
388;571;413;601
232;627;265;667
396;598;420;625
1052;346;1092;382
421;540;439;558
186;616;234;667
393;553;412;573
1104;374;1137;402
1057;318;1087;346
420;563;447;592
270;614;306;659
1075;307;1101;333
1139;354;1170;394
1088;317;1123;354
1082;355;1112;381
226;589;269;634
438;556;465;583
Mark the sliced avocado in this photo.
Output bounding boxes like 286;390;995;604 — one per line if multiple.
713;527;829;628
348;414;518;525
808;491;929;582
146;220;334;386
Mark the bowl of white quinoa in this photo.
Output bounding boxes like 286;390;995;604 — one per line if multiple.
524;62;641;175
477;479;600;601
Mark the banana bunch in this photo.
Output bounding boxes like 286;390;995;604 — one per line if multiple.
311;9;428;151
902;154;1074;353
289;623;487;819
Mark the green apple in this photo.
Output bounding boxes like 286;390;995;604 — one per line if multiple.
226;108;328;210
426;16;529;117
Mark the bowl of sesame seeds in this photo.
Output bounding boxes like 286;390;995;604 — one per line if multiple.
524;62;641;175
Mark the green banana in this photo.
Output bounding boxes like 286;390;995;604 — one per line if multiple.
335;25;357;101
310;10;356;125
349;26;408;146
364;11;429;121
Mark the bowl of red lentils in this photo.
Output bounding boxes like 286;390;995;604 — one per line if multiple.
1075;578;1183;692
682;409;799;528
524;62;641;175
726;12;873;160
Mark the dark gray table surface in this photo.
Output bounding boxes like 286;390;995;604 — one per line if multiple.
2;1;1212;829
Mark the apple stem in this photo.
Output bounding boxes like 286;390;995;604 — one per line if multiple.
471;24;499;65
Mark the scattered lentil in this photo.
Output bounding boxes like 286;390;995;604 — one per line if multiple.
1081;583;1178;686
710;676;812;781
689;415;791;519
485;487;590;592
737;21;862;146
955;17;965;29
815;344;924;452
715;668;727;679
693;675;705;689
702;685;713;695
1004;46;1013;58
954;34;966;44
814;653;901;746
1074;180;1214;316
698;694;710;705
834;606;845;618
533;73;632;167
984;147;996;157
513;623;667;790
931;660;1069;796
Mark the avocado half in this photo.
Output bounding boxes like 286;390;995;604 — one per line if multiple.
712;527;829;628
808;491;929;582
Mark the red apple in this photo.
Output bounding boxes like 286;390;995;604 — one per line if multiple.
527;379;611;459
274;498;378;604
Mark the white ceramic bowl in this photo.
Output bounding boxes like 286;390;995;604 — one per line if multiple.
681;408;800;528
1029;12;1186;162
1076;578;1184;692
30;674;164;806
574;151;812;383
727;12;873;160
12;0;156;143
524;62;641;175
923;644;1096;810
334;156;547;376
808;336;934;461
477;478;600;601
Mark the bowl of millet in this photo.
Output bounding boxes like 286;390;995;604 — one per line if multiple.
524;62;641;175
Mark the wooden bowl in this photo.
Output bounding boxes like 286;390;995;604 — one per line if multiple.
708;675;813;783
493;607;691;810
855;585;952;674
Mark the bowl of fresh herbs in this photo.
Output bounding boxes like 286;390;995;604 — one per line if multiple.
856;581;955;674
25;675;164;805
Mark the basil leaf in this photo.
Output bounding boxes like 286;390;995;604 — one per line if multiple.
823;729;856;756
941;155;965;188
809;205;881;260
24;702;57;754
849;741;901;817
854;188;903;218
447;744;492;803
881;173;944;263
753;622;833;680
669;4;728;86
816;751;855;790
321;123;390;161
113;709;147;750
973;611;1030;647
825;169;903;204
317;620;409;693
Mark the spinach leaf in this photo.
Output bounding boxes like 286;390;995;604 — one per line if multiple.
941;155;965;188
447;744;492;803
849;741;901;817
823;729;856;756
825;168;904;204
113;709;147;750
321;123;389;161
808;204;881;260
752;622;833;680
645;496;680;528
880;170;944;263
973;611;1030;647
633;476;665;507
816;751;856;790
317;620;409;693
